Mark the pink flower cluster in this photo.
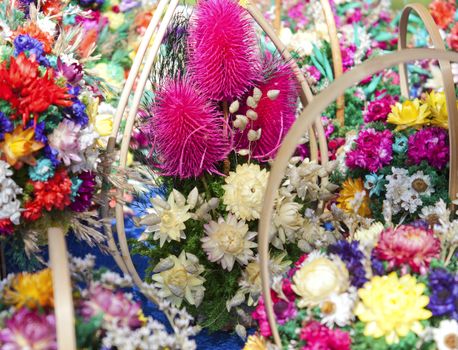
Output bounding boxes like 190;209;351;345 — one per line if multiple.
300;321;351;350
363;93;397;123
407;127;450;169
346;128;393;172
375;225;441;274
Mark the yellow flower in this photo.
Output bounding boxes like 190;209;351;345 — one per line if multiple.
0;126;44;166
337;178;371;217
387;99;430;130
243;335;267;350
4;269;54;309
292;254;349;308
355;272;432;344
425;90;455;129
105;11;125;31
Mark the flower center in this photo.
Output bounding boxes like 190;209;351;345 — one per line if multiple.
426;214;440;226
166;267;188;288
412;178;428;193
444;333;458;349
161;212;175;227
221;232;244;254
321;301;336;315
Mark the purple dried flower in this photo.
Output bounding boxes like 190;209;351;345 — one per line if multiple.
0;308;57;350
0;112;13;141
70;171;96;212
407;127;449;169
428;268;458;319
57;59;83;84
328;240;368;288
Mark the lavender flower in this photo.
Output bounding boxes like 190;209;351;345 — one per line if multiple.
57;59;83;84
328;240;368;288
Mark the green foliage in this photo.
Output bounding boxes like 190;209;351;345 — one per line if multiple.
75;314;104;349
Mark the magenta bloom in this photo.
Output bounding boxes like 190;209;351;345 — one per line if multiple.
79;284;143;329
363;94;397;123
341;45;356;71
146;76;230;178
187;0;260;100
0;308;57;350
375;225;441;274
407;127;449;169
300;321;351;350
252;297;272;337
236;55;298;161
346;128;393;172
70;171;96;212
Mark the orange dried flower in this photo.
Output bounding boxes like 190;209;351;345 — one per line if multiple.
429;0;456;29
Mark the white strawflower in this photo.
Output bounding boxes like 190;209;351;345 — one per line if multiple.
0;160;22;224
353;222;384;249
142;191;191;247
223;164;269;221
420;199;450;226
152;251;205;307
433;319;458;350
202;214;257;271
320;290;357;328
270;196;303;249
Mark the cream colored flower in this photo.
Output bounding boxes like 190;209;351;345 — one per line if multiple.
320;290;357;328
292;254;350;308
238;253;291;306
141;190;191;247
420;199;450;227
270;196;303;249
223;164;269;221
353;222;384;249
93;102;115;138
433;319;458;350
202;214;257;271
152;251;205;307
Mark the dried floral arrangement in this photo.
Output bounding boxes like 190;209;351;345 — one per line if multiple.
331;91;455;226
127;0;337;332
0;254;198;349
245;200;458;350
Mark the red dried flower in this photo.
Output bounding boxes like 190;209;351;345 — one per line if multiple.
31;168;72;212
0;53;72;124
448;22;458;51
22;200;43;222
0;219;14;236
429;0;456;29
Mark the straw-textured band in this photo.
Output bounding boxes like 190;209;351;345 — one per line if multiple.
258;48;458;346
48;227;77;350
397;3;458;203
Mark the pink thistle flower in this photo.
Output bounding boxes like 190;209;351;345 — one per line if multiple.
187;0;260;101
236;54;298;161
79;284;143;329
0;308;57;350
375;225;441;274
346;128;393;172
300;321;351;350
145;76;230;178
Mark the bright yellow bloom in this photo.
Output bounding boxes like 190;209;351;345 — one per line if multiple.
105;11;125;30
387;99;430;130
0;126;44;166
243;335;267;350
337;178;371;217
425;90;456;129
355;272;432;344
4;269;54;309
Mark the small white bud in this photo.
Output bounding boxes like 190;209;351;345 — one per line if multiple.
151;197;170;210
253;87;262;102
187;187;199;209
238;149;250;156
246;109;258;121
229;100;240;114
267;89;280;100
247;96;257;108
247;128;261;141
234;115;248;130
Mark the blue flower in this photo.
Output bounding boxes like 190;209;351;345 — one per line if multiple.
392;135;408;154
13;35;49;66
43;145;61;167
27;121;48;143
70;177;83;201
328;240;368;288
29;158;55;181
0;112;13;141
323;221;334;231
364;173;384;197
428;268;458;319
64;99;88;126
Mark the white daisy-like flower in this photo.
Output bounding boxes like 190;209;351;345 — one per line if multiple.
202;214;257;271
353;222;384;249
320;290;357;328
0;160;22;224
420;199;450;226
409;170;434;197
223;164;269;221
238;253;291;306
433;319;458;350
152;251;205;307
385;167;412;214
141;191;191;247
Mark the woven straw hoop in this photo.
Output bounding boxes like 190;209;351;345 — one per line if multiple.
257;48;458;346
103;0;328;289
397;3;458;202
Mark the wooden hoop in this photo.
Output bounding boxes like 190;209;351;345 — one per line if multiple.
273;0;345;125
258;48;458;346
105;0;328;290
397;3;458;202
48;227;77;350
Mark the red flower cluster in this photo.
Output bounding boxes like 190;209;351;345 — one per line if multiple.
300;321;351;350
23;169;72;221
429;0;456;29
0;53;72;124
448;22;458;51
0;219;14;236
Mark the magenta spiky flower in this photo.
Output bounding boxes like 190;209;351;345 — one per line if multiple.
146;76;230;178
236;53;299;161
187;0;260;101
